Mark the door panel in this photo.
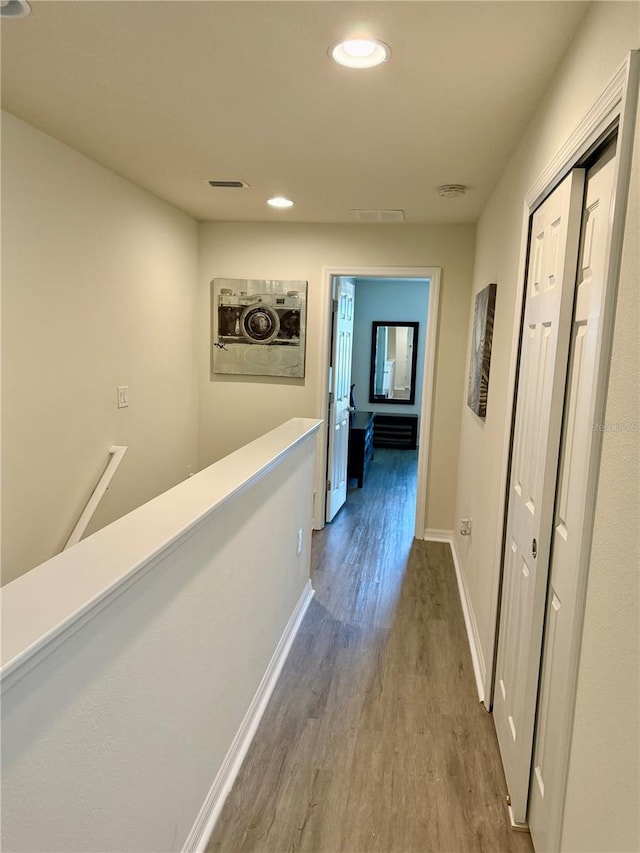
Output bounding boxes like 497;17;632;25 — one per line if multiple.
494;169;585;824
529;143;617;852
326;278;355;522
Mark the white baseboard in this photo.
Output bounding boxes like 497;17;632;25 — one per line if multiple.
449;537;486;704
423;530;486;705
182;580;314;853
508;804;530;833
423;528;454;543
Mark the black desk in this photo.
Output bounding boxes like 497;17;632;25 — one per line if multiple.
348;411;375;488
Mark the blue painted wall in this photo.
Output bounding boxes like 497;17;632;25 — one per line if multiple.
349;277;429;418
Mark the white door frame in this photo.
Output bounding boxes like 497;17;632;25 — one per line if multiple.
488;51;639;828
315;265;441;540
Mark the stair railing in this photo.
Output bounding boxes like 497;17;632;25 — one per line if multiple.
63;445;128;550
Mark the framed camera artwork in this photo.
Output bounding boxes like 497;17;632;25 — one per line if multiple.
211;278;308;378
467;282;497;418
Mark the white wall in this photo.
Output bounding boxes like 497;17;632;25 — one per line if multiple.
1;112;200;584
1;420;318;852
1;117;473;573
452;3;639;849
199;222;475;532
350;277;429;417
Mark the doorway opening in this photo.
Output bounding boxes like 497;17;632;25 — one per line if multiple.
316;266;441;540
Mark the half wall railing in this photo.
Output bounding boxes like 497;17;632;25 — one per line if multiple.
0;417;322;853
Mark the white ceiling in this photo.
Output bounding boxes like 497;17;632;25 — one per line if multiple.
1;1;589;224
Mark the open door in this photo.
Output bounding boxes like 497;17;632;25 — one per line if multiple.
325;277;355;522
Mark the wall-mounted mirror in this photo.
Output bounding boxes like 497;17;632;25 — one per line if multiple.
369;321;419;405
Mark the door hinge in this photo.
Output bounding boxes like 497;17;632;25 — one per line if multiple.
328;391;334;405
332;298;338;313
327;480;332;491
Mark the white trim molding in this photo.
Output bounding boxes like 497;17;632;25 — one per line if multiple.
526;57;634;210
423;528;454;543
423;529;486;704
508;805;530;833
450;536;487;705
183;580;315;853
414;272;441;540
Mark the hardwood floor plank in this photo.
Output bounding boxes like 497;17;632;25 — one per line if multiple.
207;450;533;853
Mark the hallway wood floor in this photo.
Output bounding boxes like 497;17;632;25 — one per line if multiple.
207;450;534;853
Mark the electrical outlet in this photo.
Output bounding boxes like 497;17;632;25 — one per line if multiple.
297;528;303;555
460;518;472;536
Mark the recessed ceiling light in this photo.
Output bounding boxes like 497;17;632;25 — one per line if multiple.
329;38;390;69
267;196;294;209
0;0;31;18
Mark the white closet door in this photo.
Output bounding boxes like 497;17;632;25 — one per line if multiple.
493;169;585;825
529;142;617;852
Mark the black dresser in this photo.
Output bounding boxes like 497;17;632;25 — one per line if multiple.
373;413;419;450
348;411;375;488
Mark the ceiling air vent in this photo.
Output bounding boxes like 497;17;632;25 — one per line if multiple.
438;184;467;198
350;209;405;223
207;179;249;188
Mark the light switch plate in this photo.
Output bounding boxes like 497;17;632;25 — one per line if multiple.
117;386;129;408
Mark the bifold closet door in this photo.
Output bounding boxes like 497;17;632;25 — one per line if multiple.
528;142;617;852
493;169;585;826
